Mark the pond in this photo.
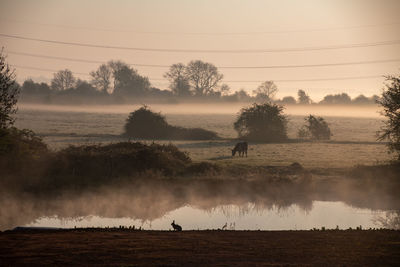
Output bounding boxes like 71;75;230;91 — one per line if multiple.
23;201;387;231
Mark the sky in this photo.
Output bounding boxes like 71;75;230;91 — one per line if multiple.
0;0;399;100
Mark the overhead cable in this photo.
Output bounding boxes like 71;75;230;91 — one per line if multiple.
2;33;400;53
7;50;400;69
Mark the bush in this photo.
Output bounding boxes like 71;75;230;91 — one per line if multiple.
233;103;288;142
124;106;169;139
298;115;331;140
124;106;219;140
184;162;221;175
48;142;191;180
0;127;48;174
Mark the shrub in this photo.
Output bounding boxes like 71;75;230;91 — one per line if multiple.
48;142;191;180
233;103;288;142
184;162;222;175
0;127;48;173
298;115;331;140
168;126;219;140
124;106;169;139
124;106;219;140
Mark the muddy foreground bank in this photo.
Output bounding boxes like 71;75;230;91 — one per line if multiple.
1;229;399;266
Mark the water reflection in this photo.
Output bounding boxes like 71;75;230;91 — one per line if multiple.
26;202;384;230
1;174;399;231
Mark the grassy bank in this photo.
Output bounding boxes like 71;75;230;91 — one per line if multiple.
1;230;399;266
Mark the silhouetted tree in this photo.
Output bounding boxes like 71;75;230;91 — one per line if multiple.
185;60;223;96
377;75;400;159
90;64;112;94
298;115;331;140
51;69;76;91
234;103;288;142
352;94;370;104
235;89;251;101
164;63;191;96
253;81;277;103
21;79;51;95
371;94;381;103
0;49;19;129
112;64;150;96
148;87;174;97
219;84;231;96
67;80;101;96
297;89;311;104
280;96;296;105
222;89;250;102
223;89;251;102
320;93;351;104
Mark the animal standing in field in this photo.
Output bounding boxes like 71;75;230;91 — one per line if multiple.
222;222;227;230
171;220;182;231
232;141;248;157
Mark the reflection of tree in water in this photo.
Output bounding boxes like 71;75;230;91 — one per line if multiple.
1;165;399;230
373;210;400;229
212;202;313;219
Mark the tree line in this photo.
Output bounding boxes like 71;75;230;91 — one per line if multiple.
17;59;379;105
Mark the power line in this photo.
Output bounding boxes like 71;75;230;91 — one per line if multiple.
1;33;400;53
7;51;169;68
2;19;400;35
11;65;90;76
11;64;384;83
7;50;400;69
224;76;384;83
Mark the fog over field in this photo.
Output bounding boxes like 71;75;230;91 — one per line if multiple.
18;103;383;117
13;104;391;169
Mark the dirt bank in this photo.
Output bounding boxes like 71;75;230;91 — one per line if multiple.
1;229;399;266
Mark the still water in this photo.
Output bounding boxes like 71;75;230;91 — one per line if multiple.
26;201;385;231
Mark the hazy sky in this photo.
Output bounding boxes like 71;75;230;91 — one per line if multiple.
1;0;399;100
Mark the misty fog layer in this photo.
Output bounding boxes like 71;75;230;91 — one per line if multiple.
1;168;399;231
17;103;383;117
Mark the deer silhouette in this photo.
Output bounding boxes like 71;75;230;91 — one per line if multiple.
171;220;182;231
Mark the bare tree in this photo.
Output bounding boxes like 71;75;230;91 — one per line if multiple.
0;49;19;129
185;60;223;96
253;81;278;102
219;84;231;96
51;69;76;91
90;64;112;94
297;89;311;104
164;63;191;96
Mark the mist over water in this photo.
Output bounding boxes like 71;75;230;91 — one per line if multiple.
1;165;399;231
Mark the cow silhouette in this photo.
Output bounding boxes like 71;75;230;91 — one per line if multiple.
232;142;248;157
